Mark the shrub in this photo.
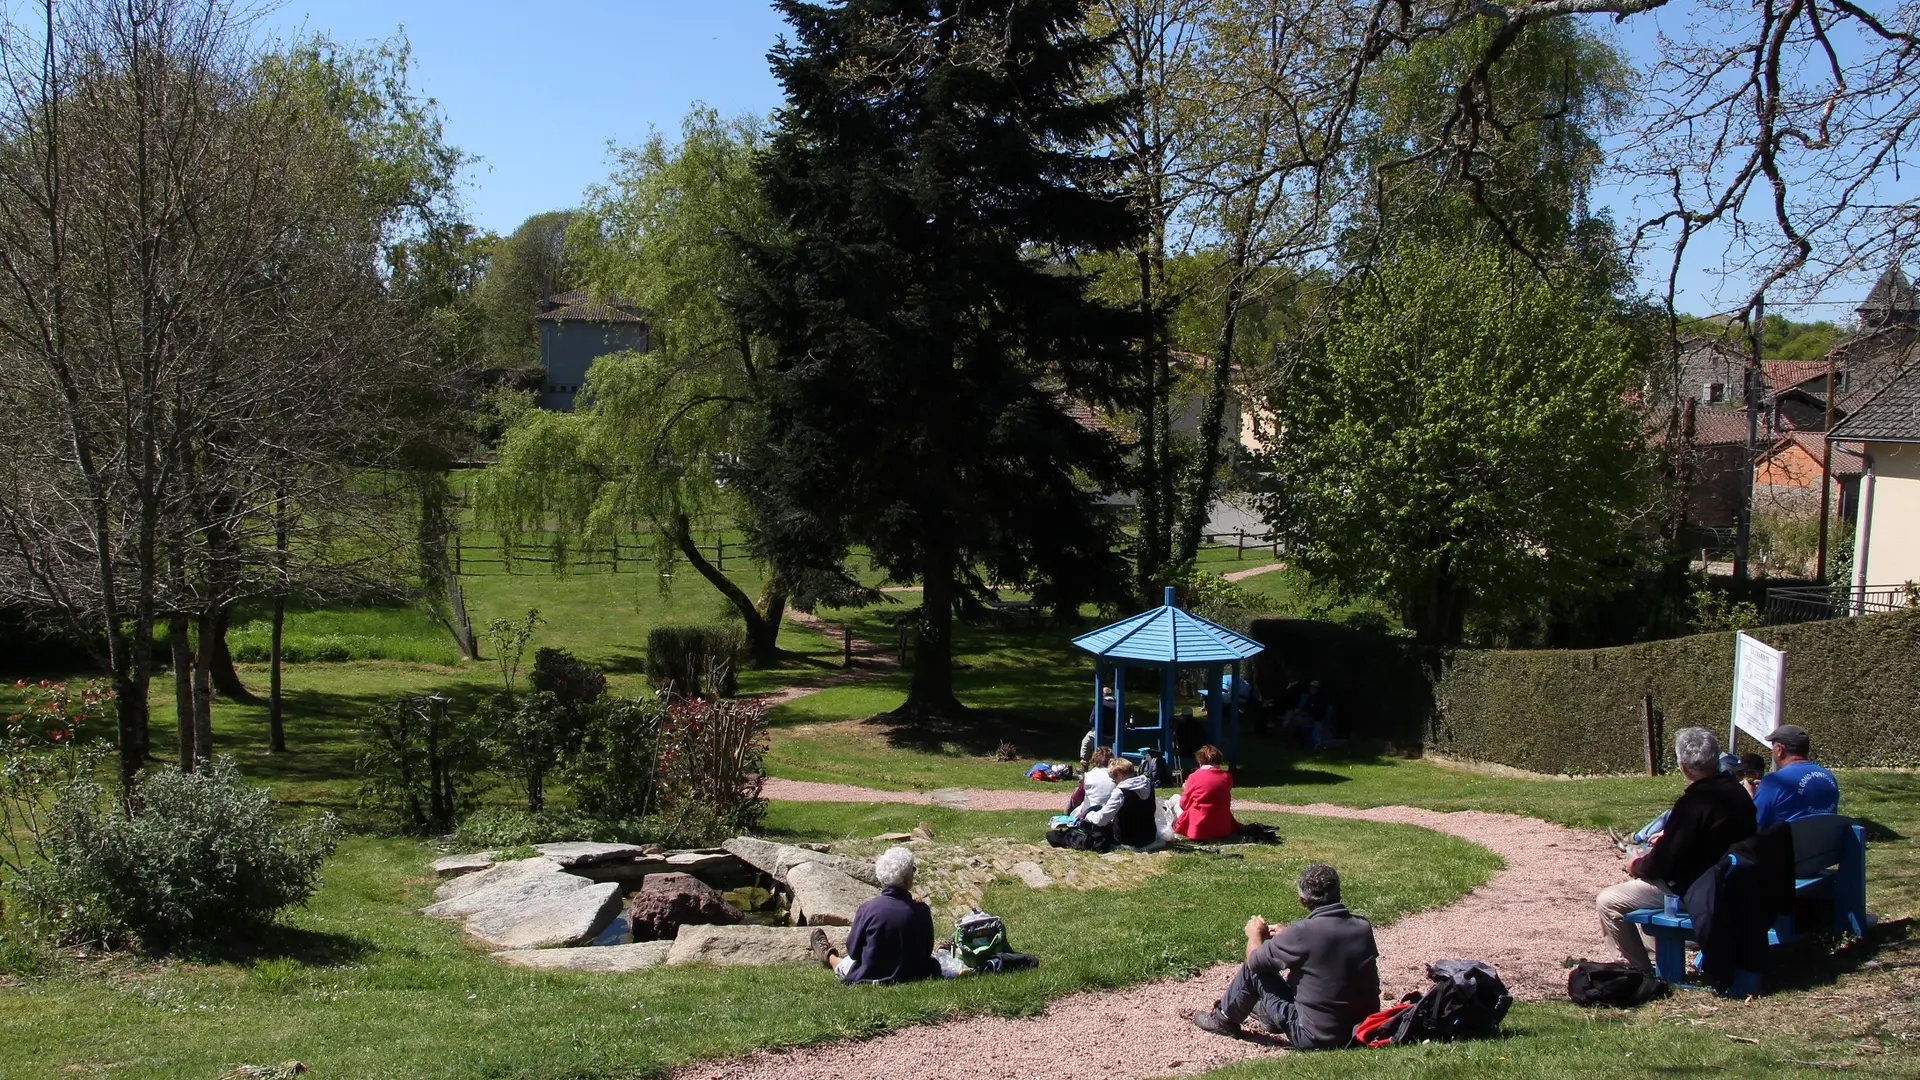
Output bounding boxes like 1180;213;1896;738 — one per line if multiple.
530;647;608;711
567;695;663;823
645;624;741;698
14;759;340;950
479;690;589;813
450;805;603;849
652;696;768;846
356;696;488;834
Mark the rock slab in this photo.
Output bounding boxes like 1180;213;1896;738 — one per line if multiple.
666;924;845;968
432;851;497;878
1008;861;1051;889
465;880;623;949
628;872;742;941
785;861;879;927
723;837;880;887
534;841;650;868
424;860;583;919
432;857;563;903
492;941;673;973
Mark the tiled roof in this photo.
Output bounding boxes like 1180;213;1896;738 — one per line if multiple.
1690;408;1755;446
535;292;647;324
1860;265;1918;315
1764;361;1833;392
1830;363;1920;442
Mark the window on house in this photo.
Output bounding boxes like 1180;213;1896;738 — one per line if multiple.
1708;382;1725;403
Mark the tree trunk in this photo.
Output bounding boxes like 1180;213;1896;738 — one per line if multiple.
171;613;196;772
268;593;286;752
1404;572;1471;647
208;603;256;703
192;608;215;769
900;549;962;718
670;514;784;666
1176;262;1247;564
748;579;789;667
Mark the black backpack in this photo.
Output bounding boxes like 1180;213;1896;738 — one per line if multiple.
1567;961;1669;1006
1364;961;1513;1045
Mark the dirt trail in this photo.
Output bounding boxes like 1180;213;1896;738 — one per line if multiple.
675;779;1620;1080
756;610;899;707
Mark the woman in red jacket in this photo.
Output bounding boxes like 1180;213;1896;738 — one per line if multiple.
1173;744;1239;841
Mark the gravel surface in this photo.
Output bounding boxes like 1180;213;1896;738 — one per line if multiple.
678;781;1621;1080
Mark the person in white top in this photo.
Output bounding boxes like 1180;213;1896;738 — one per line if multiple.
1071;747;1116;819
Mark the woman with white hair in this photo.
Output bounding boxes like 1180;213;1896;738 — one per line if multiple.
1594;727;1756;973
811;845;945;984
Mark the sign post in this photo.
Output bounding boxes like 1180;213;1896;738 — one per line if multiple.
1729;631;1786;750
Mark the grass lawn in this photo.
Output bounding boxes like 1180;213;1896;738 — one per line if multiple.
0;803;1496;1079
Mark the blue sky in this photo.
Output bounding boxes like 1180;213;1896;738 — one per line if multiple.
259;0;1873;321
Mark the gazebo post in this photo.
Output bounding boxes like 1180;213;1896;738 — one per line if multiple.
1160;662;1175;762
1092;663;1104;752
1205;663;1222;749
1228;660;1241;760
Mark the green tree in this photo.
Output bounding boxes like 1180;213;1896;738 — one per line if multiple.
1262;242;1648;644
474;210;579;366
736;0;1143;718
474;109;802;666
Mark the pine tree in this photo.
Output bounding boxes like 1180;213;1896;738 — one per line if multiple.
737;0;1143;718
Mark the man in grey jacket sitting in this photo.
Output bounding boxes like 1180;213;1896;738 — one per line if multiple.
1193;863;1382;1049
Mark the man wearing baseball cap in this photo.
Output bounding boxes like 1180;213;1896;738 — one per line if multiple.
1752;724;1840;829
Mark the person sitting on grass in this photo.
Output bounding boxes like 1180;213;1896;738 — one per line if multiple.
1172;744;1239;841
1082;755;1156;849
1068;746;1115;817
810;846;946;984
1192;863;1381;1049
1595;727;1755;975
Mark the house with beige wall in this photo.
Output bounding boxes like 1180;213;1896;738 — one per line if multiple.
1832;364;1920;592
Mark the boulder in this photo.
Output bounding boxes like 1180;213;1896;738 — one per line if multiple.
627;872;742;942
492;941;673;973
424;861;582;919
533;842;651;868
432;851;497;878
432;857;563;903
665;924;845;968
464;880;623;949
722;837;879;887
785;861;878;927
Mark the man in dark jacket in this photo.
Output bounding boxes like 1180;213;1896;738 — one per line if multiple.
810;846;944;984
1596;727;1757;973
1193;863;1381;1049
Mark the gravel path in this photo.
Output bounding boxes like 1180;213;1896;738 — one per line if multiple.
678;780;1620;1080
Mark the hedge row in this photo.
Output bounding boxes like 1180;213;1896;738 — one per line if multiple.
1249;606;1920;774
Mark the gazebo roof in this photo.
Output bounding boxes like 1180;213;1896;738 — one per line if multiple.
1072;591;1265;665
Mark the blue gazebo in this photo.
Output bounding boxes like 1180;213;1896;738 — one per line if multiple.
1071;586;1265;765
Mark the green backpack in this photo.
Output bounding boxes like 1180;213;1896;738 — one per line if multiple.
951;909;1009;970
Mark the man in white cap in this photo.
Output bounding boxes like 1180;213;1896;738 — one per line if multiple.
1753;724;1840;829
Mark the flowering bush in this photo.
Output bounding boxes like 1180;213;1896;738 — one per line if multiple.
6;679;113;748
651;695;768;846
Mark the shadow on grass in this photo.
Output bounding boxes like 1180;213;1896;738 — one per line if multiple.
867;705;1073;761
1763;916;1913;994
1857;817;1905;843
183;924;373;967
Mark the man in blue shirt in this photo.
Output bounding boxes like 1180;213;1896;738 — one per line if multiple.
1753;724;1840;829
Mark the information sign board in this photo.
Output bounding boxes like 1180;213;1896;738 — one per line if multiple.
1729;631;1785;748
